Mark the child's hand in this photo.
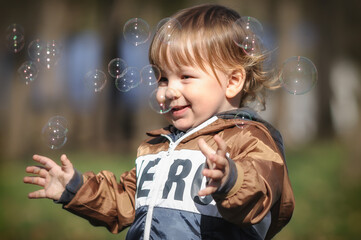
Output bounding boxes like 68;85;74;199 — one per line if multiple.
23;154;74;201
197;134;230;196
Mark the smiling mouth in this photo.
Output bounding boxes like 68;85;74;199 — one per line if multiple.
171;105;190;113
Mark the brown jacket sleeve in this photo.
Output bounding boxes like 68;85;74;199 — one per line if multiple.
63;167;137;233
213;122;294;238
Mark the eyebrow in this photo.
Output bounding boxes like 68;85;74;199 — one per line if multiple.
161;65;197;77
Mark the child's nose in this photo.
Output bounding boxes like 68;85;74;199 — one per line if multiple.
165;87;181;100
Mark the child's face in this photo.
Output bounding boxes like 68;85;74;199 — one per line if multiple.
157;62;235;132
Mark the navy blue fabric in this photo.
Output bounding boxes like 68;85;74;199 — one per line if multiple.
55;169;83;205
126;206;262;240
167;126;186;142
214;155;237;195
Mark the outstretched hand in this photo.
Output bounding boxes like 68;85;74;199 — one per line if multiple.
197;134;230;196
23;154;74;201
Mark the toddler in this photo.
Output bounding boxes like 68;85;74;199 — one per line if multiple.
24;4;294;240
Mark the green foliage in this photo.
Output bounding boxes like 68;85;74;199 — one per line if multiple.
275;140;361;240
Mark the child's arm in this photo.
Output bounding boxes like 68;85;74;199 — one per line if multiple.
63;168;136;233
24;154;137;233
197;127;294;232
23;154;75;200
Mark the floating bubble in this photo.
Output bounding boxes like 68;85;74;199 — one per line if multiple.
279;56;317;95
148;87;172;114
108;58;127;78
28;39;44;62
241;16;263;38
44;122;67;138
234;111;252;129
115;77;132;92
123;18;150;46
5;23;25;53
42;124;67;150
115;67;141;92
42;116;68;150
48;115;68;134
39;40;61;69
156;17;171;32
242;35;262;56
84;69;107;93
156;17;182;44
233;16;264;56
141;64;161;86
17;61;39;85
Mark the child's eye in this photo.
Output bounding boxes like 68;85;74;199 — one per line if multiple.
157;77;168;87
181;75;193;80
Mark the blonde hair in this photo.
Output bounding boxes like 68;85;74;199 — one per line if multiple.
149;4;277;110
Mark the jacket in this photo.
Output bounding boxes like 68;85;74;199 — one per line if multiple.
63;108;295;239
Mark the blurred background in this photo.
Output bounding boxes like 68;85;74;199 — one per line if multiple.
0;0;360;239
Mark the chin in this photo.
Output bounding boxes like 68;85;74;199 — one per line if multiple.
173;122;191;132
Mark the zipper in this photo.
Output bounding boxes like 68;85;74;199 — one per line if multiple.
143;115;219;240
143;135;174;240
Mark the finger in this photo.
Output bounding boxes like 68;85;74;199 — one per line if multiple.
202;168;224;182
28;189;47;199
23;176;46;187
25;166;48;178
214;134;227;157
208;153;228;172
198;138;216;156
32;154;57;170
198;185;219;196
60;154;73;173
206;135;228;171
198;138;216;169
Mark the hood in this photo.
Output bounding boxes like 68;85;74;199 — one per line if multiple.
217;107;285;160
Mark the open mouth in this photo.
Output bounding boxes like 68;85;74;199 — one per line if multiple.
171;105;190;113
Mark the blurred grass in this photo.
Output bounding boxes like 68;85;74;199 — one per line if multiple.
275;140;361;240
1;140;361;240
0;152;135;240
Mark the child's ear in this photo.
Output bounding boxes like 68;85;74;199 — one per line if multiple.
226;68;246;98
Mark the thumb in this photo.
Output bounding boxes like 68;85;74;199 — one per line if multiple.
60;154;73;173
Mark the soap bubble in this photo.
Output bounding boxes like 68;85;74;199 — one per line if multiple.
123;18;150;46
234;111;252;129
17;61;39;85
84;69;107;93
42;116;68;150
141;64;161;86
48;115;68;134
148;87;172;114
28;39;44;62
42;124;67;150
156;17;172;31
233;16;264;56
5;24;25;53
115;77;132;92
115;67;141;92
279;56;317;95
28;39;61;69
156;17;182;44
39;40;61;69
108;58;127;78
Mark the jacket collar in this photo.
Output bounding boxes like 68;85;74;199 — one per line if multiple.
146;108;258;141
146;107;285;158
